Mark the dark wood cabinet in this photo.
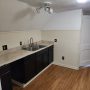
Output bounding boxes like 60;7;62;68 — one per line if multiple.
43;48;49;68
36;48;49;74
10;54;36;83
0;65;12;90
48;45;54;64
24;55;36;83
10;45;54;84
10;59;25;83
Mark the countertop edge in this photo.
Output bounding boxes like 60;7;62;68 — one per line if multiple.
0;44;53;67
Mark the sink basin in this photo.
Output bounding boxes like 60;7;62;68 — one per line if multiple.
22;45;46;51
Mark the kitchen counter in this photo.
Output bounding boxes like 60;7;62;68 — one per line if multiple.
0;41;54;67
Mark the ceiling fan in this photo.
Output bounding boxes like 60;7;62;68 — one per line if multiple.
18;0;54;14
36;2;53;14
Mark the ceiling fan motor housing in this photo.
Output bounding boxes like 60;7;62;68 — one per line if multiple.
43;2;53;13
36;1;53;14
43;2;52;7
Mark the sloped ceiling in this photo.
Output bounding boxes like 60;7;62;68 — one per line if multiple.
19;0;90;13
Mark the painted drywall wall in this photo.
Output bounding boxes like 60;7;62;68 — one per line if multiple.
41;30;80;69
80;15;90;66
0;30;80;69
0;0;52;31
43;9;82;30
0;30;41;51
0;0;82;31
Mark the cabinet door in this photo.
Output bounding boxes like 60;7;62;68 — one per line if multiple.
24;54;36;83
36;48;49;74
1;71;12;90
36;51;44;74
10;54;36;83
0;65;12;90
43;48;49;68
10;59;25;83
48;45;54;64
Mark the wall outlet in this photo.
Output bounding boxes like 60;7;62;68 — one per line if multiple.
20;41;22;46
54;39;57;42
62;56;65;60
2;45;8;50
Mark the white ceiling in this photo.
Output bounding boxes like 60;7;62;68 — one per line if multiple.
19;0;90;13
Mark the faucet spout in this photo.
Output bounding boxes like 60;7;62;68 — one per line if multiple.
30;37;33;47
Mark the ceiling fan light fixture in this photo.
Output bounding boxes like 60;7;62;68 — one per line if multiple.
44;6;53;14
77;0;88;3
49;8;53;14
37;2;53;14
44;2;53;14
44;7;50;12
44;2;52;6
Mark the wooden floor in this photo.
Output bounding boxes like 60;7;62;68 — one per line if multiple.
13;64;90;90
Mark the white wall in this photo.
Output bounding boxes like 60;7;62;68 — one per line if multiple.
41;10;82;69
0;0;52;31
0;30;41;51
80;15;90;66
43;9;82;30
0;0;82;31
0;0;82;69
42;30;80;69
0;30;80;70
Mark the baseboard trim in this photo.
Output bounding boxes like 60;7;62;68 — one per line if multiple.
53;62;79;70
80;60;90;66
12;63;53;88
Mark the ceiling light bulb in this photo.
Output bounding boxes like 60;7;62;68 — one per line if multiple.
77;0;88;3
45;7;50;12
49;8;53;14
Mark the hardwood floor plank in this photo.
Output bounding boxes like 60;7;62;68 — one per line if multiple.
13;64;90;90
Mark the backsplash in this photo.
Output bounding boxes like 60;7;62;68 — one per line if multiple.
0;30;41;51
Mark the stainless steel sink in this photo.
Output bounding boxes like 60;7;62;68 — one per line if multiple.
22;45;46;51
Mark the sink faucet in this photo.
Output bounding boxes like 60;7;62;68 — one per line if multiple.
29;37;33;47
